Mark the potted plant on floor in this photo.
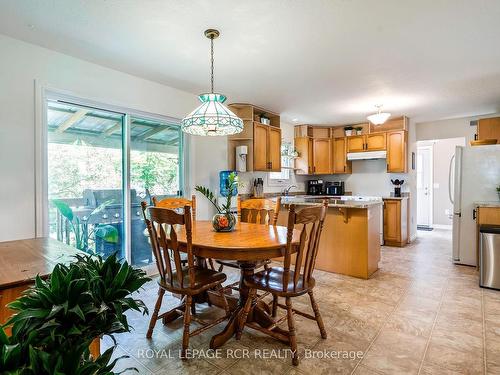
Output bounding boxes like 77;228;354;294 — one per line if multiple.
196;171;238;232
0;253;150;374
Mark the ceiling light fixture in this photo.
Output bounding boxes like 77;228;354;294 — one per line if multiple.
181;29;243;136
367;104;391;125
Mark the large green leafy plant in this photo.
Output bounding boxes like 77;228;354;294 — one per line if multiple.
52;199;118;252
0;253;150;375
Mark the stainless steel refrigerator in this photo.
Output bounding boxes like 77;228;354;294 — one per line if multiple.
451;144;500;266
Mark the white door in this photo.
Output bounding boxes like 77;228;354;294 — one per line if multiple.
417;145;433;227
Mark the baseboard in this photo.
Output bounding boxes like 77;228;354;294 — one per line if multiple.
433;224;452;230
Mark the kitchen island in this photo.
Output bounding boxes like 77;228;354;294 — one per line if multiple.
276;196;382;279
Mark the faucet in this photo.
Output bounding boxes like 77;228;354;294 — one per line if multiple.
283;185;297;196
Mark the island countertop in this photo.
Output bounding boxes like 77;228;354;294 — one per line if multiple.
279;196;383;209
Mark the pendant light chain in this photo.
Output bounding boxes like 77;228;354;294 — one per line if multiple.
210;36;215;94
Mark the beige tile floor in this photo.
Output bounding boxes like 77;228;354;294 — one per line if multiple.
105;229;500;374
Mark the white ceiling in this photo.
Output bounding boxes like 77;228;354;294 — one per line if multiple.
1;0;500;124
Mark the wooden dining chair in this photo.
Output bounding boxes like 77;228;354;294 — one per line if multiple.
237;200;328;366
141;202;230;359
152;195;216;271
216;196;282;290
152;195;197;220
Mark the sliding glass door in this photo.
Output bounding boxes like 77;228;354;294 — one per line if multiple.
129;116;184;266
46;99;183;267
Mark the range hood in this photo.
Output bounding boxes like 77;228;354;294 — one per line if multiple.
347;150;387;160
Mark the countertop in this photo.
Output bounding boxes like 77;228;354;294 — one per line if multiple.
0;238;81;289
279;196;383;209
474;201;500;208
382;196;409;200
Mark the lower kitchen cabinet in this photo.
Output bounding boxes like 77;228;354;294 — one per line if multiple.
383;197;408;247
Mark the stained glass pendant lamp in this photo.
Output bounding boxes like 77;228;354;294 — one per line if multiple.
181;29;243;136
367;104;391;125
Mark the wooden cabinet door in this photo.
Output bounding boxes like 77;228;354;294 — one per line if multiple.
347;135;365;152
477;117;500;142
366;133;386;151
387;131;407;173
294;137;313;174
332;137;351;173
383;200;401;242
268;126;282;172
253;123;268;171
312;138;331;174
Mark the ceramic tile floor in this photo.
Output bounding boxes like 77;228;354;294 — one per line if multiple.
104;229;500;374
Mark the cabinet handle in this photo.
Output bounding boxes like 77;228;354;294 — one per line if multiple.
269;161;272;170
313;166;316;173
473;208;477;220
343;165;346;172
474;134;478;140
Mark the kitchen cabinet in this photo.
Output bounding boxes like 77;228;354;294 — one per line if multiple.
332;137;352;174
347;135;365;152
477;117;500;143
295;137;313;174
312;138;331;174
347;133;386;152
366;133;386;150
227;104;281;172
253;123;281;172
386;130;407;173
268;126;282;172
294;118;408;175
383;197;408;247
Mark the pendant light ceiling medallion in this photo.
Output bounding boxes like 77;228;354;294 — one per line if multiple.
181;29;243;136
367;104;391;125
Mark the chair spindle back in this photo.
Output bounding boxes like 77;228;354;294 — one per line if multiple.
238;196;281;225
152;195;197;221
283;200;328;291
141;202;195;289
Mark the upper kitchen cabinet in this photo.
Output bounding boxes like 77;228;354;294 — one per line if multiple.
295;126;331;175
332;137;352;174
295;136;313;174
227;103;281;172
347;133;386;152
294;116;408;175
312;138;332;174
477;117;500;143
386;130;407;173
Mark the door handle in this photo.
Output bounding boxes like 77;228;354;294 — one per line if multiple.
472;209;477;220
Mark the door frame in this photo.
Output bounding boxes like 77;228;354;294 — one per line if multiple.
35;82;185;270
416;143;434;227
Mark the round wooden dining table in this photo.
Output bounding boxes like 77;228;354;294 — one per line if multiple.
175;220;301;349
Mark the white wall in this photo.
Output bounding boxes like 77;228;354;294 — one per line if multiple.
416;113;500;143
0;34;203;241
419;137;466;227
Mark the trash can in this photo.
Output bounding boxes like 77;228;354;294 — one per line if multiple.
479;225;500;290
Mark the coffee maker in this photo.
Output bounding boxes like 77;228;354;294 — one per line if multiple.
307;179;324;195
325;181;345;196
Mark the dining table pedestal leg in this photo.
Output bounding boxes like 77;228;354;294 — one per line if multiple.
209;261;288;349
